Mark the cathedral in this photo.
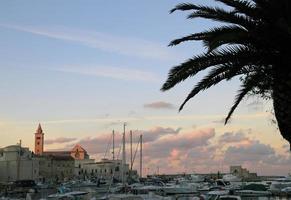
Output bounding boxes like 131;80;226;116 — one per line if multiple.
34;123;89;160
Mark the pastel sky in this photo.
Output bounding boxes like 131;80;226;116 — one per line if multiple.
0;0;290;176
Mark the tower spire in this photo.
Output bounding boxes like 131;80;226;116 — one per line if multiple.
36;123;43;134
35;123;44;155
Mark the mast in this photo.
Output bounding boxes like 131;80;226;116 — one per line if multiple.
17;139;21;180
122;123;126;186
140;134;143;178
130;130;133;171
112;130;115;160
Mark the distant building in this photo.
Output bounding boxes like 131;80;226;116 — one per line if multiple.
34;124;92;181
0;144;39;182
71;144;89;160
38;155;74;182
82;159;130;181
230;165;257;179
35;124;89;160
74;158;95;178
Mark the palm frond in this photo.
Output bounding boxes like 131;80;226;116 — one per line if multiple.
224;73;260;124
161;46;256;91
168;25;247;48
215;0;258;18
178;64;255;111
186;6;255;28
170;3;199;13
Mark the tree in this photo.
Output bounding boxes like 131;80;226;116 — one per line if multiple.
161;0;291;149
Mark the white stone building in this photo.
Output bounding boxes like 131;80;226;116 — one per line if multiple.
82;159;130;181
0;144;39;182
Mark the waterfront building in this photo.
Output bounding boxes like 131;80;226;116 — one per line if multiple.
81;158;130;181
38;154;74;182
74;158;95;178
230;165;257;179
0;144;39;182
34;124;93;181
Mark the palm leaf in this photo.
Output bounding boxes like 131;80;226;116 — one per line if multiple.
224;73;261;124
161;46;256;91
178;64;255;111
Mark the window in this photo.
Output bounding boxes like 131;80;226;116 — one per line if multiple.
115;166;119;172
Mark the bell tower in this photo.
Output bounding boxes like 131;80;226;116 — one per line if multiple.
35;123;44;155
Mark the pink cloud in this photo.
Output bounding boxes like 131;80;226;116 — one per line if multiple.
144;101;175;109
45;137;77;145
58;127;290;176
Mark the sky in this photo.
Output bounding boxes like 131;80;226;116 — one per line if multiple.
0;0;290;176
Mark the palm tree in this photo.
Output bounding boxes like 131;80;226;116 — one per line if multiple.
161;0;291;149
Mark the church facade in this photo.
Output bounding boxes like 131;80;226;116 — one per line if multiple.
34;124;89;160
34;124;92;181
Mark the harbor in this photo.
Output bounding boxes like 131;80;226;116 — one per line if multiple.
0;125;290;200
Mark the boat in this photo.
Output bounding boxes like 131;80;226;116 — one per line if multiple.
218;195;241;200
205;190;229;200
47;186;88;199
222;174;242;183
98;192;170;200
234;190;271;197
157;185;198;196
190;174;204;183
269;181;291;194
281;186;291;195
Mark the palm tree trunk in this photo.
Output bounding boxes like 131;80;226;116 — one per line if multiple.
273;71;291;151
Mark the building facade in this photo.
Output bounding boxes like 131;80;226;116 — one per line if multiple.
230;165;257;179
0;144;39;182
34;124;92;181
71;144;89;160
38;155;74;182
82;159;130;181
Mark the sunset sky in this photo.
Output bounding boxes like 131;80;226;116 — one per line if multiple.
0;0;290;176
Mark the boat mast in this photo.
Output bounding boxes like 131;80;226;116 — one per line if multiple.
112;130;115;160
140;134;143;178
17;139;21;180
122;123;126;186
130;130;133;171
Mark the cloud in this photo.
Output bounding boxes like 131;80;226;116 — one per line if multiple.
144;128;215;158
136;126;181;143
55;65;159;82
52;126;291;175
219;131;249;143
144;101;175;109
68;133;121;156
45;137;77;145
0;24;179;61
224;140;275;163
